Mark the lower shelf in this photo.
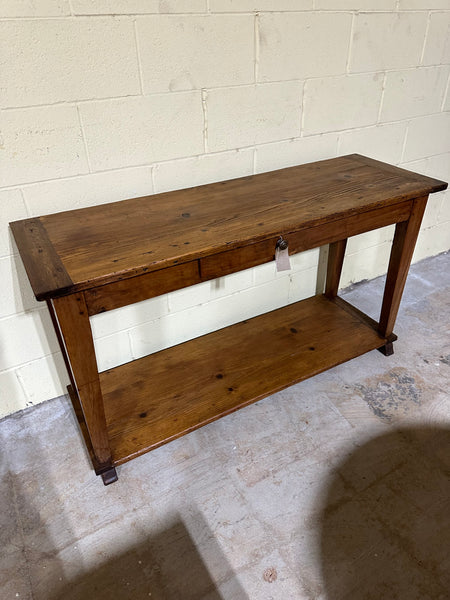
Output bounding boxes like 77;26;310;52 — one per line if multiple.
94;294;388;467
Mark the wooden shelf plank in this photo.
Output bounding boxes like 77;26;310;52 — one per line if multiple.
100;295;387;466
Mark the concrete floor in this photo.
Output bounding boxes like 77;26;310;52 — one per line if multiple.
1;252;449;600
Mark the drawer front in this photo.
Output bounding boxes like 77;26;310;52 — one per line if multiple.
287;200;412;253
200;237;279;280
199;200;412;282
85;260;201;315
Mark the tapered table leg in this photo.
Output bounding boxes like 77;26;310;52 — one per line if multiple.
378;195;428;341
325;239;348;299
49;293;115;482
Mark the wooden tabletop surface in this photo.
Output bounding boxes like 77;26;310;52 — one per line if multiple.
10;154;447;301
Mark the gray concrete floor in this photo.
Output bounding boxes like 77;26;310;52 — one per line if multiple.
1;252;450;600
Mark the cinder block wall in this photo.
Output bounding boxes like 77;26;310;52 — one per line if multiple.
1;1;449;418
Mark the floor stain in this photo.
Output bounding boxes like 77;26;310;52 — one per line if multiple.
354;368;422;422
263;567;277;583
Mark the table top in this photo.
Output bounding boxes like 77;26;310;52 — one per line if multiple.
10;154;447;301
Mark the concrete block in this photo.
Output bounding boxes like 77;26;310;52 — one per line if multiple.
91;295;170;339
225;272;291;320
152;149;254;193
288;265;320;304
400;153;450;189
0;369;28;419
255;134;338;174
0;309;59;372
0;255;40;319
72;0;207;13
258;12;352;82
209;0;312;11
341;241;392;288
0;0;70;17
337;123;408;165
303;74;383;135
207;82;302;152
346;225;395;256
316;0;395;7
420;194;445;230
23;166;153;217
80;93;204;171
438;190;450;223
422;12;450;66
0;105;89;187
130;275;291;360
380;67;449;123
129;307;207;359
402;113;450;162
398;0;450;8
253;248;319;286
349;12;428;73
168;282;211;313
209;269;255;299
253;261;290;286
16;354;68;406
94;330;133;372
137;15;254;93
167;269;255;313
400;154;450;228
413;221;450;263
290;248;320;273
0;19;140;108
0;189;28;258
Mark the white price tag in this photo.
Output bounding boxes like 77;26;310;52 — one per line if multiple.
275;238;291;272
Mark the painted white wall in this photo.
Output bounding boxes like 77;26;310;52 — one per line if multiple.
1;1;449;418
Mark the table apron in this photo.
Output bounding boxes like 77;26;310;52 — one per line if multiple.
84;198;413;317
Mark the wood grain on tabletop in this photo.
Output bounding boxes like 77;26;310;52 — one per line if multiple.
10;154;448;300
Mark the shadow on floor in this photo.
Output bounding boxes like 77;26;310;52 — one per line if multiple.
51;514;248;600
8;472;247;600
319;425;450;600
1;400;248;600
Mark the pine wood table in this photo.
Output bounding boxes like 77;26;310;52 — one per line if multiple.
11;154;447;485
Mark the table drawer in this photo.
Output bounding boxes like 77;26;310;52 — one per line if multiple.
199;200;413;281
85;260;201;315
200;237;280;280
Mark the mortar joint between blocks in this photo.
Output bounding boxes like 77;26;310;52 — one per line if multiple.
441;72;450;113
76;104;93;173
254;13;260;84
300;81;307;137
345;12;356;74
133;19;145;95
376;72;388;125
201;89;209;154
419;11;433;66
400;121;411;165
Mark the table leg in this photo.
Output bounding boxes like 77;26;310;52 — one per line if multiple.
378;195;428;342
49;293;115;482
324;239;347;299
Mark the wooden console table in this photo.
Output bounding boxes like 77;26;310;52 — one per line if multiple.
11;154;447;485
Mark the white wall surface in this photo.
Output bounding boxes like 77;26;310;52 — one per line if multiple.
1;1;449;418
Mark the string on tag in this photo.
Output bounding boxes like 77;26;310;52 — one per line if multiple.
275;236;291;272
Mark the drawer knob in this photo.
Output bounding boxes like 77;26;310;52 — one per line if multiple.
277;237;288;251
275;236;291;272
